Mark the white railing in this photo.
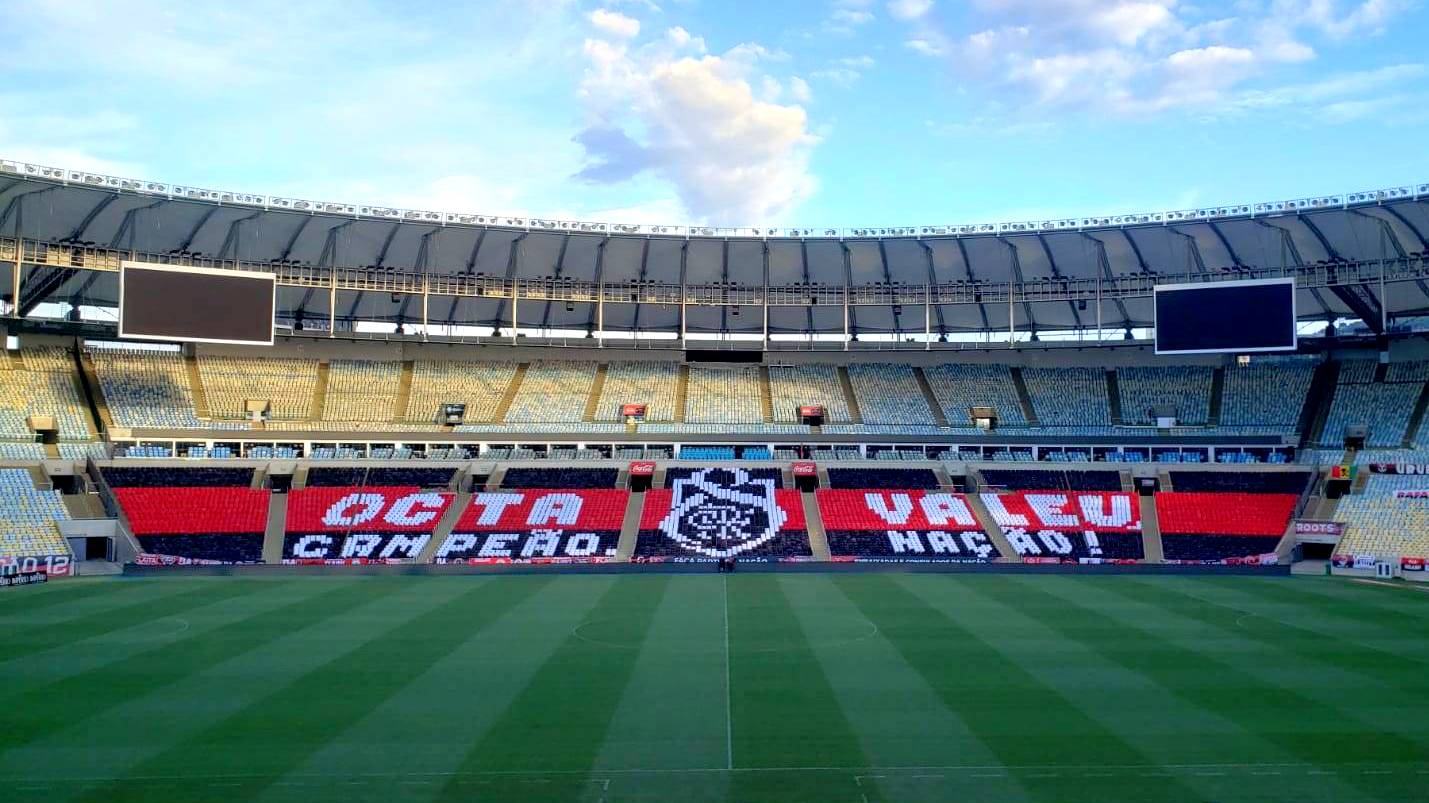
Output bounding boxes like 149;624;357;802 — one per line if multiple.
3;157;1426;241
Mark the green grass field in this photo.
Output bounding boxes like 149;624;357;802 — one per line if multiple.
2;573;1427;802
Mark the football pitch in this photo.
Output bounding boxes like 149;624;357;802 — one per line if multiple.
2;573;1427;802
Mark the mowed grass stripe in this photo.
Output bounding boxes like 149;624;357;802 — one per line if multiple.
1188;578;1429;655
431;576;669;803
839;575;1204;803
0;579;134;615
1028;577;1426;791
727;574;872;803
2;581;270;661
0;579;393;752
1116;578;1429;700
73;577;552;803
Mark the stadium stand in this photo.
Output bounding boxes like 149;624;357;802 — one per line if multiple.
767;365;853;423
922;363;1028;427
594;361;680;422
635;468;810;561
305;467;455;487
980;491;1143;562
1155;491;1295;563
435;489;627;563
199;355;319;420
283;486;454;562
845;364;936;426
504;361;598;423
684;365;764;423
322;360;402;423
1334;474;1429;561
826;467;940;490
1219;357;1316;431
404;359;517;423
0;469;71;559
0;442;47;459
1020;367;1110;427
1117;366;1212;425
0;347;92;441
502;467;618;489
979;469;1123;491
103;466;255;487
1168;471;1311;494
666;466;783;488
90;348;226;429
1319;377;1425;447
116;485;269;563
818;489;1000;562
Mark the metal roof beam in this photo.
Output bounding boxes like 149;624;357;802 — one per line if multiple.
583;236;611;336
1166;226;1207;275
1078;233;1132;331
538;233;572;332
489;233;527;333
953;238;991;333
996;236;1039;336
1380;204;1428;251
65;194;119;243
1254;218;1341;329
1035;232;1084;329
443;228;489;327
917;240;948;338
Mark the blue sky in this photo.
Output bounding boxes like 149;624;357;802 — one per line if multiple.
1;0;1425;229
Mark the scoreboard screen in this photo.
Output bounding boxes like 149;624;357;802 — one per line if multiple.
1154;278;1297;355
120;262;276;346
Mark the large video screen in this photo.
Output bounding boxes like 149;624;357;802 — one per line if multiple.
119;262;275;346
1154;278;1296;355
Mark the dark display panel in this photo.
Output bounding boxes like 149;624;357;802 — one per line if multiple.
120;263;274;345
1154;279;1296;355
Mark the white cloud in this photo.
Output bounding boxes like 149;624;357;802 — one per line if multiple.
789;76;814;102
888;0;934;19
575;28;820;224
588;9;641;39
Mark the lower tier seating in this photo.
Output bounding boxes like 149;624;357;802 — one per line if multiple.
1154;491;1295;562
102;467;254;487
826;468;940;490
501;468;618;489
0;469;71;559
979;469;1122;492
1333;475;1429;561
817;489;1000;562
435;489;628;563
634;469;810;561
115;486;269;563
979;491;1144;562
1168;471;1311;494
305;467;455;488
283;486;455;562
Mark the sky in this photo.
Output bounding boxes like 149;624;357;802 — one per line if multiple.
1;0;1426;231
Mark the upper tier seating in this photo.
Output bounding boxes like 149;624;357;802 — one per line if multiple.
103;467;254;487
504;361;598;423
979;469;1122;491
0;442;46;459
1338;359;1378;384
1386;360;1429;383
1021;367;1110;427
679;446;736;461
90;348;222;429
0;469;71;559
767;365;852;423
923;363;1028;427
594;361;680;422
199;355;319;420
115;486;269;563
1117;366;1212;425
684;365;764;423
0;347;92;440
58;442;108;460
1319;379;1424;448
1220;357;1315;430
1155;491;1295;562
826;467;940;490
405;360;517;423
846;364;936;426
1334;474;1429;560
501;467;619;489
322;360;401;422
1168;470;1311;494
305;467;455;487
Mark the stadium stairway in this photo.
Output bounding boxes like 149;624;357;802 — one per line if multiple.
759;366;775;423
583;363;608;422
1402;382;1429;446
1300;359;1340;447
964;492;1022;563
394;361;415;422
1138;495;1165;563
75;350;113;435
801;491;832;561
837;366;863;423
1010;367;1040;426
1107;369;1124;425
673;364;689;422
492;363;528;423
261;493;287;564
1208;366;1225;425
911;367;950;427
184;355;211;419
416;491;472;563
614;491;646;562
311;362;331;421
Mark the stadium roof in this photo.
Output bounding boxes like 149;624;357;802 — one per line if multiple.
3;159;1429;337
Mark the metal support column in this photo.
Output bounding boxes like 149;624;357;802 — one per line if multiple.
842;288;850;352
923;285;931;350
328;269;336;337
597;282;605;347
1007;279;1015;348
10;237;21;319
421;277;429;341
510;280;519;345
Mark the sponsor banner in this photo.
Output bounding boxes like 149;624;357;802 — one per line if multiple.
435;489;629;563
1295;520;1346;536
1401;557;1425;572
282;558;409;566
1393;490;1429;498
635;467;809;560
133;552;227;566
0;571;47;587
1368;463;1429;475
621;403;647;418
1354;554;1378;569
444;556;615;566
628;461;656;477
115;487;270;534
0;555;72;577
792;461;817;477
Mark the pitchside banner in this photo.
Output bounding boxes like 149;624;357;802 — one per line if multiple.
284;486;455;563
980;492;1144;562
0;555;70;579
635;468;810;562
817;489;1000;562
434;489;628;564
